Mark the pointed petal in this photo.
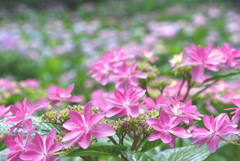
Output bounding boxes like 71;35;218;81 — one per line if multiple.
207;135;220;153
78;132;91;149
65;84;74;95
148;131;161;141
66;95;82;102
91;124;115;138
48;142;63;155
22;119;32;131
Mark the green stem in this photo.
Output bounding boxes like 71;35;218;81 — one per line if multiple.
62;100;69;107
183;80;192;102
130;135;140;151
179;138;183;147
135;135;148;151
108;136;118;145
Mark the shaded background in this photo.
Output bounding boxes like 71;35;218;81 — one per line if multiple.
0;0;240;160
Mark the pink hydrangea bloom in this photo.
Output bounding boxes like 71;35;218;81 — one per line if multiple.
20;129;63;161
181;43;223;71
106;86;146;117
147;110;191;148
88;48;134;85
0;105;12;119
47;84;82;106
224;98;240;120
4;126;36;161
3;97;42;133
142;94;166;111
218;42;240;68
191;114;239;153
112;62;146;88
91;88;112;112
62;102;115;149
160;95;203;124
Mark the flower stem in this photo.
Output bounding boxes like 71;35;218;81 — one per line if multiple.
135;135;148;151
108;136;118;145
178;78;185;97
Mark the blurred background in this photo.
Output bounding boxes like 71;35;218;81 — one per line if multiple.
0;0;240;160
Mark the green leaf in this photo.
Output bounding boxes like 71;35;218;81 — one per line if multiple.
141;139;163;152
66;145;127;161
152;141;227;161
189;81;216;100
0;141;6;151
30;116;62;135
122;151;154;161
0;116;62;137
203;71;240;83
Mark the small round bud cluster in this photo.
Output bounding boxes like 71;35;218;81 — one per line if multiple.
137;62;159;80
172;65;192;80
150;76;172;93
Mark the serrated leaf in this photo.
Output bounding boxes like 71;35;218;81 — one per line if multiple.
30;116;62;134
0;116;62;137
141;139;163;152
153;141;227;161
66;145;127;161
122;151;154;161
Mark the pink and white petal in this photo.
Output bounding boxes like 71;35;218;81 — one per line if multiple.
91;124;115;138
146;118;159;126
170;127;191;138
45;129;57;151
65;84;75;95
89;113;105;127
160;132;172;144
106;107;124;117
78;132;91;149
84;102;92;124
20;150;43;160
66;95;82;103
48;142;63;155
22;119;32;131
207;135;220;153
128;76;138;87
63;120;84;131
127;106;139;117
47;93;60;100
134;71;147;79
148;131;161;141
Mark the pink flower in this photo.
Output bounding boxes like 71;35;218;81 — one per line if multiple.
225;98;240;120
191;114;239;153
139;50;159;63
62;102;115;149
169;52;184;67
20;129;63;161
91;88;112;112
112;62;147;88
3;98;42;133
147;110;191;148
4;126;36;161
160;95;203;124
218;43;240;68
47;84;82;106
0;105;12;119
181;43;223;71
20;79;40;89
106;86;146;117
142;94;166;111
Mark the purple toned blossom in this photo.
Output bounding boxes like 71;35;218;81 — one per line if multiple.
112;62;147;88
3;98;42;133
147;110;191;148
180;43;223;71
161;95;203;124
20;129;63;161
106;86;146;117
0;105;12;119
142;94;166;111
191;114;239;153
47;84;82;106
62;102;115;149
4;126;36;161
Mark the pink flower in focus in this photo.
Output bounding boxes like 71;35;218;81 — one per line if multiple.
4;126;36;161
112;62;146;88
140;50;159;63
62;102;115;149
47;84;82;106
225;98;240;120
20;129;63;161
147;110;191;148
181;43;223;71
161;95;203;124
3;98;42;133
191;114;239;153
0;105;12;119
106;86;146;117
